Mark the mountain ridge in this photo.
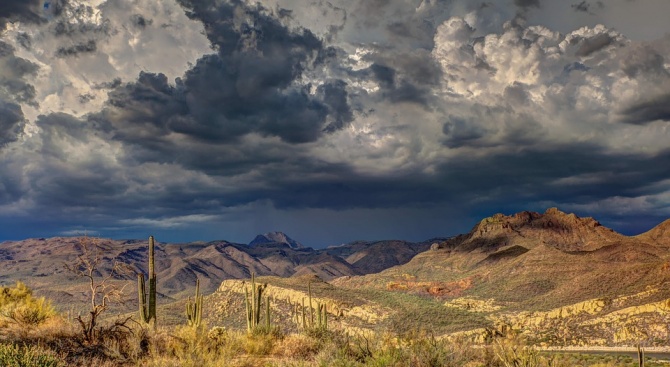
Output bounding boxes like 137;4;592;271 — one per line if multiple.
0;233;432;305
337;207;670;312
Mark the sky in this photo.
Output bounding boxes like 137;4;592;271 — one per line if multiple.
1;0;670;247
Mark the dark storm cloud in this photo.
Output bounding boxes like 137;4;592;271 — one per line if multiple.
27;113;132;209
356;48;442;107
571;1;592;13
130;14;152;29
205;143;670;214
93;71;187;141
0;41;39;106
320;80;353;132
0;100;24;146
434;144;670;210
93;78;122;90
0;41;37;148
571;1;604;14
55;39;97;57
0;0;42;31
515;0;540;10
620;45;667;78
619;93;670;125
503;82;530;105
575;33;615;56
442;115;487;148
16;32;32;50
78;93;95;104
91;0;353;153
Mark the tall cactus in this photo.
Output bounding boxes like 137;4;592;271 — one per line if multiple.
138;236;157;328
186;277;203;328
295;281;328;331
265;296;271;330
638;344;645;367
244;273;267;332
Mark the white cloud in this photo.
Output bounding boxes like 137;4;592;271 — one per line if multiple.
4;0;211;123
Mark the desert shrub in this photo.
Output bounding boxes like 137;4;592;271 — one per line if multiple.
0;281;32;303
0;282;56;328
274;333;321;359
243;331;277;356
0;343;64;367
494;338;541;367
207;326;227;346
167;324;215;359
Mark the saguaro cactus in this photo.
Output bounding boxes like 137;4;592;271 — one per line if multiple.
298;281;328;331
308;282;314;326
138;236;157;328
186;277;203;328
244;273;267;332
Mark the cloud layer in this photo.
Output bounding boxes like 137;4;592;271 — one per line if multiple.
1;0;670;245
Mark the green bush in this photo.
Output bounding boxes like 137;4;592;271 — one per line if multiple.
0;282;56;327
0;343;64;367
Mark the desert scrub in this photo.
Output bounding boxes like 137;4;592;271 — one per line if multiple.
273;333;321;359
0;281;56;328
0;343;64;367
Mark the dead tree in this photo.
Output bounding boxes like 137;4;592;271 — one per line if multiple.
64;237;132;344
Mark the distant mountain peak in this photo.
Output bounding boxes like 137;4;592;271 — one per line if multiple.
249;232;303;249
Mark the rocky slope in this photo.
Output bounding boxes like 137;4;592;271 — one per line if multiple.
330;208;670;345
0;233;430;304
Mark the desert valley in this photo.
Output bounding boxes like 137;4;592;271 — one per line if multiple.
1;208;670;366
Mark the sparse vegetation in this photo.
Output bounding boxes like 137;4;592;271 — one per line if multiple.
0;281;57;328
3;235;670;366
64;237;133;344
0;343;63;367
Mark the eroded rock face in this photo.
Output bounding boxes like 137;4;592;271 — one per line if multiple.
460;208;623;252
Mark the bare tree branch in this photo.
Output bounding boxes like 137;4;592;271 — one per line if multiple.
64;237;133;344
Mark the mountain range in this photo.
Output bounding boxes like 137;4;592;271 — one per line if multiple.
3;208;670;345
0;231;432;304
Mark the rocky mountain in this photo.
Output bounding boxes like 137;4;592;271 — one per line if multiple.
337;207;670;312
325;239;436;274
0;233;430;305
324;208;670;345
248;232;303;249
